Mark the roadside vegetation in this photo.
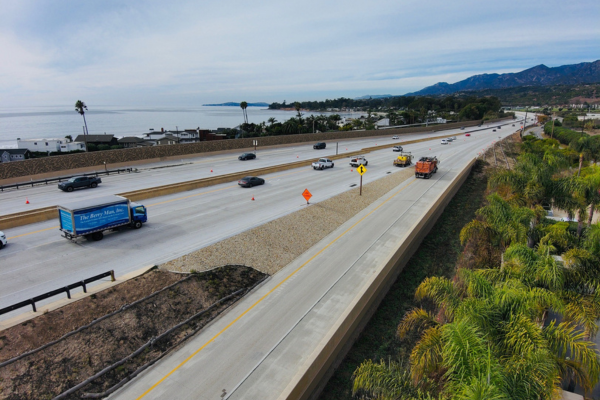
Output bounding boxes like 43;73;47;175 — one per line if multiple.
321;126;600;399
231;96;511;138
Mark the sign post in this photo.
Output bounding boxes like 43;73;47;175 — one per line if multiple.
356;165;366;196
302;189;312;205
253;140;258;153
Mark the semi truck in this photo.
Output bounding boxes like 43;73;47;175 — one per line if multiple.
393;152;413;167
415;156;439;179
58;195;147;241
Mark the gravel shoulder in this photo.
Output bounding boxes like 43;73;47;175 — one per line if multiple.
161;167;415;275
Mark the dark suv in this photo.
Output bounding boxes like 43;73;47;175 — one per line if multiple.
238;152;256;161
313;142;326;149
58;176;102;192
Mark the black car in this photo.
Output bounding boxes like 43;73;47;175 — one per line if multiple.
313;142;326;149
58;176;102;192
238;152;256;161
238;176;265;187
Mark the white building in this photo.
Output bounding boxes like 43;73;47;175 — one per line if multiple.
17;138;85;152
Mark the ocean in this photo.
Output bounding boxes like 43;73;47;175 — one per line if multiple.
0;106;358;148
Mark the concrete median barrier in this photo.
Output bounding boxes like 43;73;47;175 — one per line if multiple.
282;158;477;400
0;207;58;230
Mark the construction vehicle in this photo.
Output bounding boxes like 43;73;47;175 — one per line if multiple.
415;156;439;179
393;152;413;167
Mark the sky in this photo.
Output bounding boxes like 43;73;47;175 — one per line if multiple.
0;0;598;108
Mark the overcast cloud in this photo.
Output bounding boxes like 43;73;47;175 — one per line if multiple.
0;0;598;107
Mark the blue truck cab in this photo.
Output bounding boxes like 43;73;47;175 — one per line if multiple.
58;195;147;241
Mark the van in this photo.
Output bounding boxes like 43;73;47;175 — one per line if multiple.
441;139;448;145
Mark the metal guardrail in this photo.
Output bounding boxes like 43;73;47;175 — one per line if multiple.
0;168;134;191
0;270;115;315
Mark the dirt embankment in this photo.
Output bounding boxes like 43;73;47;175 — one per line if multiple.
0;266;266;400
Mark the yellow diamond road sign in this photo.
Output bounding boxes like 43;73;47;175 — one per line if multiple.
357;165;367;175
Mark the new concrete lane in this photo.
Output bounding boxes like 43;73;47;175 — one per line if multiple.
108;126;497;400
0;123;517;319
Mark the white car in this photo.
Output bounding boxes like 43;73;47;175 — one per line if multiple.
441;139;448;145
349;156;368;167
392;136;399;139
0;231;6;249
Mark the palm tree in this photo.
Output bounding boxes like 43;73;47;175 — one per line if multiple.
267;117;276;126
240;101;248;124
75;100;89;136
294;102;302;118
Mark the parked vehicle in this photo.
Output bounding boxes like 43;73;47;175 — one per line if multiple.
349;156;368;167
493;129;497;132
415;156;439;179
312;158;334;170
58;195;147;241
441;139;448;145
393;152;413;167
0;231;6;249
238;176;265;187
393;145;403;152
392;136;399;139
465;133;471;137
313;142;326;149
238;152;256;161
58;176;102;192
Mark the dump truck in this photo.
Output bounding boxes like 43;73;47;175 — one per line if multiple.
58;195;147;241
415;156;439;179
393;152;413;167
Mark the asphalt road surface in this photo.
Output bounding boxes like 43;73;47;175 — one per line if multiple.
0;120;521;320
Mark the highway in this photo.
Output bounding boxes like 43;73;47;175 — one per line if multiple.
1;122;520;216
0;120;523;320
106;120;522;400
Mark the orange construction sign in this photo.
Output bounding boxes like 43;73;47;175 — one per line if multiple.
302;189;312;203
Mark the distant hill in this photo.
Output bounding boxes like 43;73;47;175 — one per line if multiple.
354;94;393;100
203;102;269;107
405;60;600;96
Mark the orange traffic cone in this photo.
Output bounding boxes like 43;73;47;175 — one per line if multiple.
351;169;353;172
297;156;299;158
251;196;255;201
26;198;30;204
210;169;213;172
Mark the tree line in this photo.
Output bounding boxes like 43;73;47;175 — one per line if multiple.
353;128;600;399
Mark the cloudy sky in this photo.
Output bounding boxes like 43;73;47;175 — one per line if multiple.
0;0;598;108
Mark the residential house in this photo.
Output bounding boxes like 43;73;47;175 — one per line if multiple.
17;138;85;152
118;137;147;148
156;135;181;145
0;149;30;163
74;134;118;147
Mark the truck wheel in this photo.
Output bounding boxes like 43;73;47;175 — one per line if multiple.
91;182;98;188
434;167;438;173
364;162;367;166
313;167;317;170
66;186;74;192
92;232;104;241
0;242;4;250
133;221;142;229
331;163;334;168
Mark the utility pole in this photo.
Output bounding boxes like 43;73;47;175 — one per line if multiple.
521;110;528;137
551;113;555;138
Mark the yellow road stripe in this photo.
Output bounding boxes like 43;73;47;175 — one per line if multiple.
135;178;416;399
8;226;58;240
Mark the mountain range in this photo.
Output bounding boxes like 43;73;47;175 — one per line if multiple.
404;60;600;96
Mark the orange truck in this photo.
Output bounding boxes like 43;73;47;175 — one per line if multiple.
415;156;439;179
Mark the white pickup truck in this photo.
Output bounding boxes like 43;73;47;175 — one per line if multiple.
349;156;368;167
312;158;334;170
